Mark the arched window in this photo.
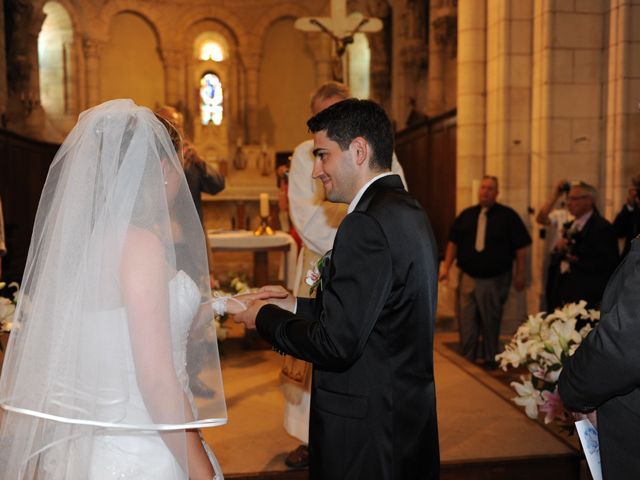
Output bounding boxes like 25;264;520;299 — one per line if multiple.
38;1;74;116
194;32;228;62
347;33;371;99
199;41;224;62
200;72;223;125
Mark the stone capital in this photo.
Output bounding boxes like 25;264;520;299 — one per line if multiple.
242;52;262;71
159;48;184;68
82;37;106;59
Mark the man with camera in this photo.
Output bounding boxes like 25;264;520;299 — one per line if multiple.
536;179;574;310
547;182;618;310
613;174;640;257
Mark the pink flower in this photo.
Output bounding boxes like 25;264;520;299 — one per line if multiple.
540;388;566;424
305;269;320;287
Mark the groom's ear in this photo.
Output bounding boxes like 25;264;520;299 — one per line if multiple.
350;137;369;167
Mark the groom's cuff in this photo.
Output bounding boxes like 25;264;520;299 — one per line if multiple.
256;304;290;355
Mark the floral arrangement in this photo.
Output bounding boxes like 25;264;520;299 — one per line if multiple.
496;301;599;427
305;251;331;295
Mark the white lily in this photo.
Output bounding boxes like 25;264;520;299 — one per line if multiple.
556;301;589;322
496;339;531;369
587;309;600;321
511;376;544;419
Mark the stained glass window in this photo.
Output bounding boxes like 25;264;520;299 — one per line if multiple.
200;72;223;126
199;41;224;62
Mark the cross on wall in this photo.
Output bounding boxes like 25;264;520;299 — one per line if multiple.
294;0;383;82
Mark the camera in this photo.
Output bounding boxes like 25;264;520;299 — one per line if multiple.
559;182;571;193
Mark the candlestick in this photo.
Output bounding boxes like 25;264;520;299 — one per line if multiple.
255;193;274;236
259;193;269;218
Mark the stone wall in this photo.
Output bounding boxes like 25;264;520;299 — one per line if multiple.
456;0;640;330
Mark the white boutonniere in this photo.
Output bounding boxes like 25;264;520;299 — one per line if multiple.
305;251;331;295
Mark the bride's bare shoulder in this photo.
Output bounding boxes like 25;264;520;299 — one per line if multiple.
122;226;164;263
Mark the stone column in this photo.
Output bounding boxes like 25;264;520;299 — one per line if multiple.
3;1;46;135
307;36;333;86
485;0;536;330
604;0;637;219
456;0;486;212
21;7;46;135
242;50;261;144
428;3;456;116
161;48;183;107
485;0;533;212
82;37;105;108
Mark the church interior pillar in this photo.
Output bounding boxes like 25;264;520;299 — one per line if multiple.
161;48;183;108
484;0;533;213
242;51;261;144
82;38;104;108
5;1;46;136
307;36;333;86
428;1;457;116
456;0;486;212
604;0;639;219
485;0;534;332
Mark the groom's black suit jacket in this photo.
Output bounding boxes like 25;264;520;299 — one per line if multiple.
558;237;640;479
257;175;440;480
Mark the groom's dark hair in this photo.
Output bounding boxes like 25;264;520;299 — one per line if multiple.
306;98;394;170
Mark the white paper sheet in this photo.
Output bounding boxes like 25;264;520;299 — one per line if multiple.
575;419;602;480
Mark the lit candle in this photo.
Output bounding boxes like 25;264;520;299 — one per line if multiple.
259;193;269;218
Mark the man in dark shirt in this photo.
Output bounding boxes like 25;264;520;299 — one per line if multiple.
439;176;531;369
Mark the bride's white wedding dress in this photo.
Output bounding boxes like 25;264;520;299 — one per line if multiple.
85;271;222;479
0;101;227;480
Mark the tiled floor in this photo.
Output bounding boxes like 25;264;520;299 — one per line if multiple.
200;326;579;477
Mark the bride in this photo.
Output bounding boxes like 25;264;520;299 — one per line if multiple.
0;99;264;479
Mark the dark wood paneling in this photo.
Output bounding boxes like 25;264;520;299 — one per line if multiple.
0;130;59;282
396;110;456;257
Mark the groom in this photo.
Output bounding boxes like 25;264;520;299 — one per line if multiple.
234;99;440;479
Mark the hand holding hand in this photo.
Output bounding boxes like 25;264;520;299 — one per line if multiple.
259;285;296;312
225;291;274;315
233;299;268;330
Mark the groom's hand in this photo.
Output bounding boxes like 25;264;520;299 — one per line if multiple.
259;285;296;312
226;291;273;315
233;299;267;330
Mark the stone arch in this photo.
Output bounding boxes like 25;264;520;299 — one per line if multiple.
183;18;240;57
175;7;246;50
35;0;82;36
95;0;164;45
252;2;313;51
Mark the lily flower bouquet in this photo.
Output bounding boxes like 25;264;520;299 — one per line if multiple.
496;301;599;427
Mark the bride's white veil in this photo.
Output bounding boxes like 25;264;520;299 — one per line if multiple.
0;99;226;478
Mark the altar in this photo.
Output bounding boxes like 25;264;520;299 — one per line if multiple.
208;230;298;290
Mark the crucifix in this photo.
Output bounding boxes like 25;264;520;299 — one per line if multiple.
294;0;383;83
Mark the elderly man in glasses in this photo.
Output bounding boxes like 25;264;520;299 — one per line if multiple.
547;181;618;311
